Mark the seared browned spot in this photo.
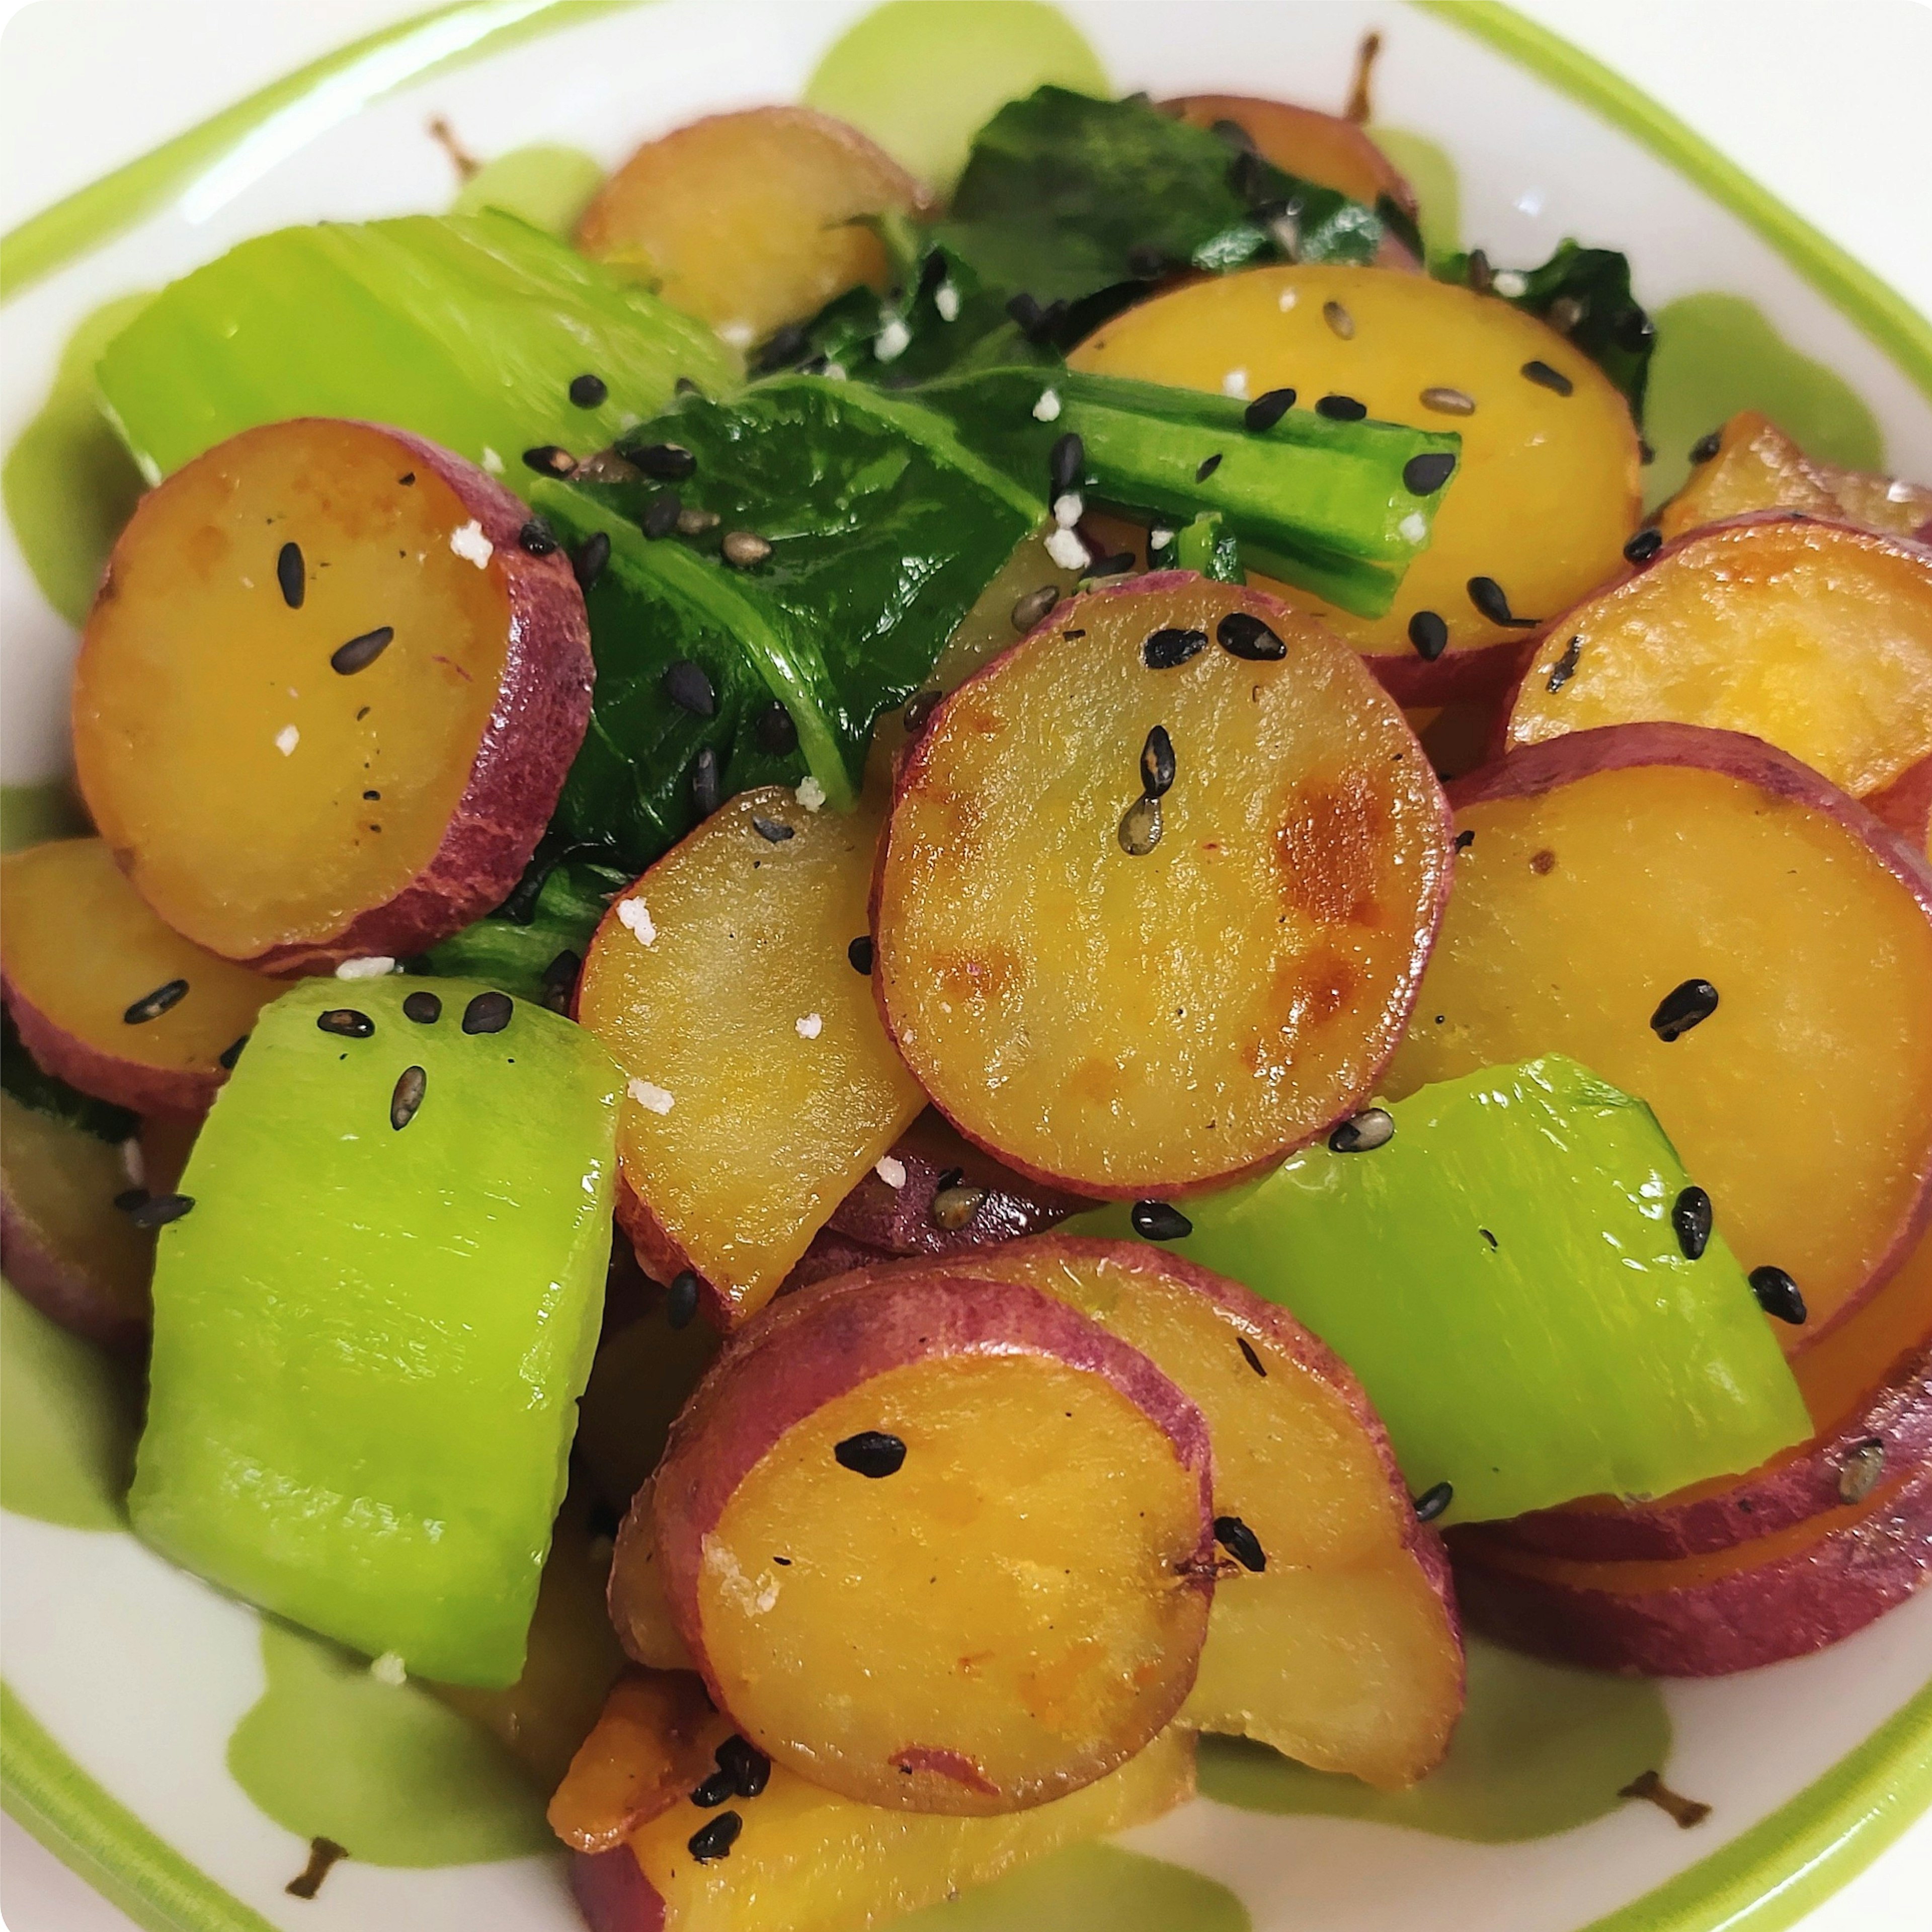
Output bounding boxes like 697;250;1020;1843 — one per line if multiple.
890;1745;1000;1797
1530;847;1557;875
186;521;230;577
945;697;1008;741
1294;948;1359;1028
930;947;1023;1005
1068;1057;1129;1107
1277;772;1391;925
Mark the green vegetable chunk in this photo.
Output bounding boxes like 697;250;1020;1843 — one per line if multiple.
1069;1056;1809;1524
129;978;623;1687
97;212;738;481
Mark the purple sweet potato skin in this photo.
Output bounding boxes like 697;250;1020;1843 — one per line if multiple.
572;1845;665;1932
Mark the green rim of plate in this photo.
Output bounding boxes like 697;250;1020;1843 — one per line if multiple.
4;4;1931;1930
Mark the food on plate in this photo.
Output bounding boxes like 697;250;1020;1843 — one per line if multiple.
1;1007;151;1352
577;1294;725;1515
546;1668;719;1852
73;418;594;973
1;838;279;1115
1385;726;1932;1350
608;1478;694;1675
129;977;622;1686
1073;1056;1810;1523
644;1271;1215;1811
824;1236;1463;1787
562;1672;1195;1932
875;574;1451;1197
1870;753;1932;852
1499;516;1932;801
575;107;936;343
1069;265;1643;695
1656;409;1932;544
579;787;924;1328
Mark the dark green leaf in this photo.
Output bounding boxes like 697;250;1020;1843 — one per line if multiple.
1;1006;138;1145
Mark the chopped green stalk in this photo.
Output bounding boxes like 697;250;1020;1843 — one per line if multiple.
96;212;738;481
129;978;623;1687
1167;511;1245;583
419;850;628;1006
1068;1056;1810;1524
916;367;1459;617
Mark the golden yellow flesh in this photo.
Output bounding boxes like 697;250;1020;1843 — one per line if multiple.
878;581;1447;1193
623;1705;1193;1932
1386;764;1932;1348
1505;521;1932;799
697;1353;1208;1811
73;421;511;960
1;840;277;1084
1070;265;1641;661
579;789;923;1322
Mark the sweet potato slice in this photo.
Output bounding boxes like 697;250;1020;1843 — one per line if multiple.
1502;517;1932;801
72;418;591;972
1451;1452;1932;1676
576;107;934;348
2;839;278;1115
824;1238;1463;1789
565;1675;1195;1932
647;1272;1215;1812
1870;754;1932;854
874;574;1450;1198
578;787;925;1329
1657;410;1932;545
547;1668;718;1853
608;1477;694;1675
1069;267;1641;698
1385;725;1932;1351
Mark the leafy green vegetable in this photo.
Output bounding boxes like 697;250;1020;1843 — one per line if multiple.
96;212;738;481
418;846;630;1005
536;374;1041;873
1;1005;137;1146
1434;240;1656;418
1152;512;1245;583
913;367;1459;616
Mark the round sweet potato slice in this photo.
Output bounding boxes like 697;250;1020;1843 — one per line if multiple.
873;573;1451;1198
2;838;279;1116
649;1271;1215;1813
73;418;592;973
1502;516;1932;801
1386;724;1932;1352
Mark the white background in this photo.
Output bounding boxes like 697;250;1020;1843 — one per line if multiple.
0;2;1928;1927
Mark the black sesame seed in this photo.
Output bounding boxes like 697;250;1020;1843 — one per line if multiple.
1315;394;1368;422
932;1182;988;1231
663;659;717;716
689;1769;737;1809
331;625;394;675
1194;452;1223;483
1639;439;1657;464
1420;386;1476;416
1143;626;1209;670
113;1187;147;1215
903;690;942;734
568;372;608;408
390;1065;427;1130
715;1736;770;1800
642;491;683;539
754;701;798;755
1672;1185;1713;1261
687;1812;741;1863
935;1167;965;1193
1837;1438;1885;1505
1322;299;1354;340
540;950;580;1012
1005;291;1043;331
1118;794;1163;855
1466;248;1494;294
1209;116;1256;154
1412;1480;1454;1523
128;1192;194;1230
572;531;611;591
628;442;697;482
1403;451;1457;496
316;1007;375;1039
722;530;772;569
676;506;719;537
1141;725;1176;798
1132;1200;1193;1241
1467;576;1539;627
523;445;576;477
752;323;811;373
835;1430;907;1478
1750;1265;1807;1324
518;517;559;555
847;934;875;975
403;991;442;1025
666;1271;700;1330
1237;1336;1267;1378
1049;432;1084;496
1011;584;1060;632
276;541;305;609
124;979;189;1025
1216;611;1286;661
689;745;721;818
1613;305;1656;352
461;991;514;1035
1624;528;1664;565
1690;430;1723;464
1545;635;1582;693
218;1034;249;1070
1328;1107;1394;1153
1650;978;1720;1042
1213;1515;1266;1572
751;815;793;843
1479;1227;1499;1249
1520;359;1574;396
1407;610;1448;661
1243;387;1296;432
1455;829;1475;852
